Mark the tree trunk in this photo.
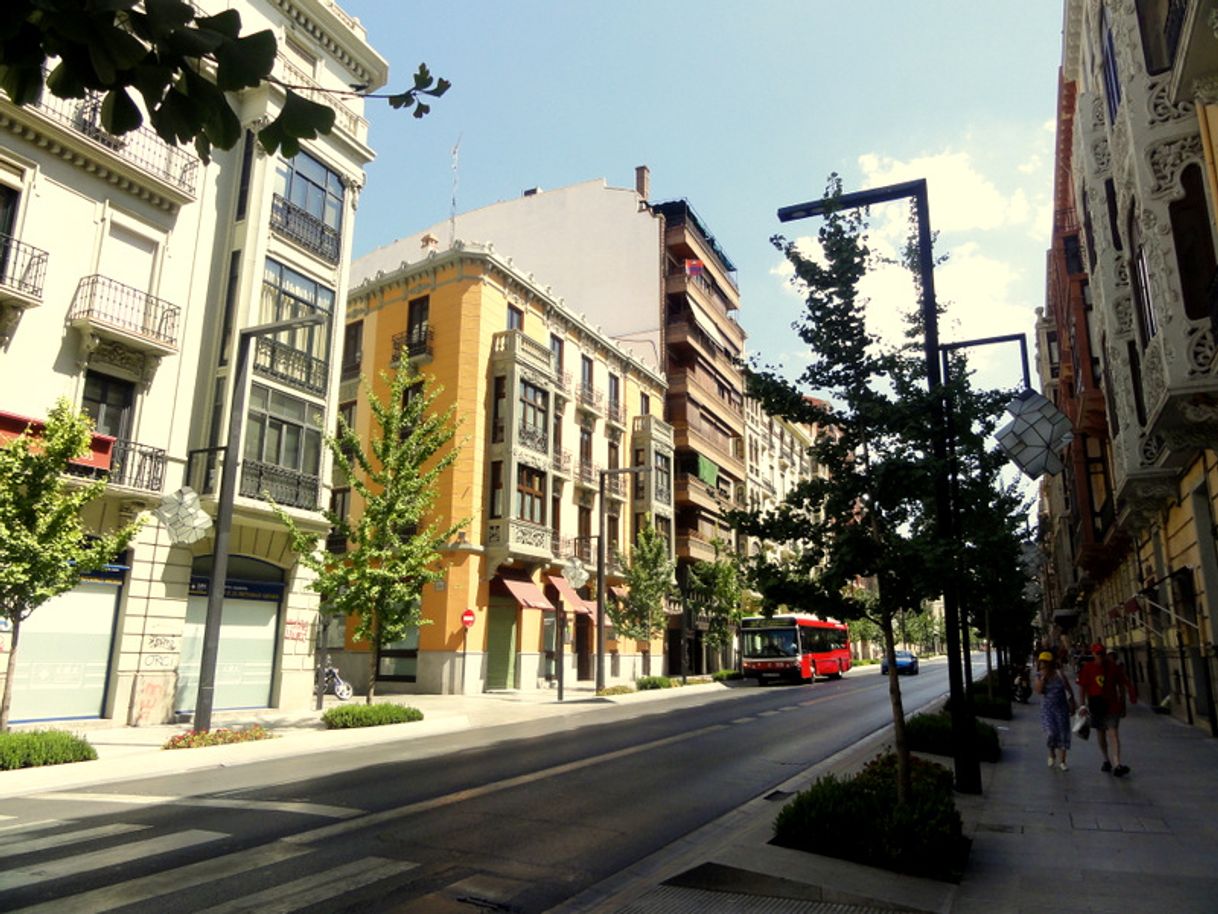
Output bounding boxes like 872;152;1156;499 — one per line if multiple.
881;611;911;807
1;616;22;732
366;613;379;705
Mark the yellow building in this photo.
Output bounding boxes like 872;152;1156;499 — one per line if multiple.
341;240;673;694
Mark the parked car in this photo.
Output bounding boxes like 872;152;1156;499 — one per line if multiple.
880;650;919;675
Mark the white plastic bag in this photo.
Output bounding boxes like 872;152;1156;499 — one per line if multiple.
1071;708;1090;740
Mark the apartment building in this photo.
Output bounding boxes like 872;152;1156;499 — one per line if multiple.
0;0;386;724
1037;0;1218;730
355;168;749;677
343;240;674;694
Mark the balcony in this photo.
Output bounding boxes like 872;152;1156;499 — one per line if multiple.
326;531;348;554
552;448;572;477
676;531;717;563
576;459;599;488
577;383;603;414
13;84;198;202
391;325;434;364
666;316;740;377
67;274;180;356
632;414;674;448
240;460;319;510
492;330;554;379
0;232;48;310
107;439;166;493
486;517;553;561
667;364;744;423
605;399;626;427
253;337;328;396
517;420;548;456
568;535;594;565
675;473;719;511
604;473;626;500
654;199;738;292
270;194;340;264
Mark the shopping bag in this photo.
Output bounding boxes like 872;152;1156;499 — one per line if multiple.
1071;709;1090;740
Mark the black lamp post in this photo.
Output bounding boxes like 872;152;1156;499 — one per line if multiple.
778;179;982;794
193;313;326;733
596;465;650;692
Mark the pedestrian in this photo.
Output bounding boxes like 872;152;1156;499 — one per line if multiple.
1033;650;1076;771
1076;641;1137;776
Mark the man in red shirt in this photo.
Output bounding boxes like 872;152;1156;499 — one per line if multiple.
1077;642;1137;776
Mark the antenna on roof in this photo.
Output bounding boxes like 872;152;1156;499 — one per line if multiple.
449;133;462;248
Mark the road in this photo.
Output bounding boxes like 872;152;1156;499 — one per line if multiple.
0;662;956;913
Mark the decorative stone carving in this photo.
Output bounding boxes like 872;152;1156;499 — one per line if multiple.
1194;76;1218;105
1141;344;1166;410
1122;477;1176;525
1147;78;1194;125
1180;397;1218;423
1148;135;1204;196
1140;433;1166;464
1187;328;1217;375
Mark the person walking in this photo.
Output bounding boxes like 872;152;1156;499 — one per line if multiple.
1077;641;1137;776
1033;650;1076;771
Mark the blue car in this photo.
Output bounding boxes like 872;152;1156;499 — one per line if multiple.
881;650;919;675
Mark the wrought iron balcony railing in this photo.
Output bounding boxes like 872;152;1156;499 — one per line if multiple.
253;336;328;396
552;448;572;475
65;437;165;494
67;274;180;350
578;383;602;411
605;399;625;426
240;460;319;510
518;421;548;454
0;232;48;302
391;325;434;363
270;193;340;263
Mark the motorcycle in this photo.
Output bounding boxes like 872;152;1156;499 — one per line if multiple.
1013;665;1032;703
317;655;354;701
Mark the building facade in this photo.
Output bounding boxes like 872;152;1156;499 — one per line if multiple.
354;168;750;678
343;241;673;694
0;0;386;724
1037;0;1218;731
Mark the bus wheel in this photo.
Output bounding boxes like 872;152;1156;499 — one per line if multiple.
833;661;845;679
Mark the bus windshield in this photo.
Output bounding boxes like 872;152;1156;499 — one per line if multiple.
743;628;799;658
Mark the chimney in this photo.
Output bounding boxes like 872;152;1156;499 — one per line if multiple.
420;232;439;253
635;165;650;202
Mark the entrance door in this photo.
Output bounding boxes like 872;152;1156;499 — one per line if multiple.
486;604;517;690
575;614;592;680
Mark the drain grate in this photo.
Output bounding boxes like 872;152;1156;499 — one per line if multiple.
765;790;794;801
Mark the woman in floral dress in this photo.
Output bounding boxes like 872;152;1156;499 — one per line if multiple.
1033;650;1077;771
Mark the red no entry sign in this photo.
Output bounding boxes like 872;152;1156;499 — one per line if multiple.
461;609;476;628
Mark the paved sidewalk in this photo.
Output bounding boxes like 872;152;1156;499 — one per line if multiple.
5;681;1218;912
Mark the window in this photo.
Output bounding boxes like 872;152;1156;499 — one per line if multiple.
341;320;362;378
640;392;650;416
516;465;546;524
607;513;619;557
244;383;324;476
655;452;672;504
634;447;646;498
581;354;594;390
580;426;593;466
260;259;334;393
1047;331;1060;380
407;295;430;351
1100;6;1122;122
550;333;564;371
608;373;620;409
1129;207;1158;348
519;380;548;451
508;304;523;330
492;376;506;443
219;251;241;366
235;130;255;221
1169;165;1218;322
490;461;504;518
1127;340;1148;426
608;440;619;471
272;150;344;261
1104;179;1122;251
82;371;135;440
334;400;356;486
1064;235;1084;275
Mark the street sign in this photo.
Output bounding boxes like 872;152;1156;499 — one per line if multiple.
461;609;476;628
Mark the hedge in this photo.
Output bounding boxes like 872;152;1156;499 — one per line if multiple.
636;675;679;690
905;711;1002;762
0;730;97;769
322;703;423;729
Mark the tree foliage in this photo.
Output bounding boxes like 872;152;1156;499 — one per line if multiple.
274;364;464;703
0;399;140;729
685;539;743;650
614;515;672;642
0;0;450;162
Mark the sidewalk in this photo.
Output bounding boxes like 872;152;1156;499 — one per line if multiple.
5;683;1218;912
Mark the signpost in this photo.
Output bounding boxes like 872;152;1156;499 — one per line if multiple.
460;609;474;694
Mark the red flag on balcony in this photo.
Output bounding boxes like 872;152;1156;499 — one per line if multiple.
684;259;704;276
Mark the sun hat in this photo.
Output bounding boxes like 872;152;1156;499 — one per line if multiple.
1090;642;1105;654
1037;651;1055;662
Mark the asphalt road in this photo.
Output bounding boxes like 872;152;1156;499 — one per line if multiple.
0;662;953;913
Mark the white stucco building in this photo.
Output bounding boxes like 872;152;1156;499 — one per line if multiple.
0;0;386;724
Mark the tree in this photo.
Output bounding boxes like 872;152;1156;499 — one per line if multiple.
685;538;743;664
0;399;140;730
613;515;673;645
1;0;450;162
274;363;464;703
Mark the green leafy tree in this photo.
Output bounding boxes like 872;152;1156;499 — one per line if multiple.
686;538;743;653
0;399;140;730
274;364;464;703
614;515;672;643
1;0;450;161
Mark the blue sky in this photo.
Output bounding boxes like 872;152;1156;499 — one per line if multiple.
342;1;1065;397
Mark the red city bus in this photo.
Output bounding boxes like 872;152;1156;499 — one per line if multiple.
740;613;852;684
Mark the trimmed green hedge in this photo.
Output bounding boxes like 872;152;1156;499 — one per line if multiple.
906;711;1002;763
712;669;743;682
322;703;423;729
636;675;679;690
773;753;968;882
0;730;97;769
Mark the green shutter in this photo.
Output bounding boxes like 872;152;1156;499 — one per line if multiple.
486;604;517;690
696;455;718;486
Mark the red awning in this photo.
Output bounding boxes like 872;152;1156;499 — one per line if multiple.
492;574;554;610
547;575;589;613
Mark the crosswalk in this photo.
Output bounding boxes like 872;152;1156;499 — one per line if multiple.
0;814;421;913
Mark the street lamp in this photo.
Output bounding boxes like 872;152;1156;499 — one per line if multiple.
597;465;650;692
193;313;327;733
779;178;982;794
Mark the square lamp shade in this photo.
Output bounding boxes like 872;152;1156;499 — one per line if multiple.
994;389;1073;479
152;486;214;545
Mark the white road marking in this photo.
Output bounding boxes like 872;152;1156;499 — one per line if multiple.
0;820;61;837
31;792;361;819
0;823;147;856
194;857;418;914
730;717;756;724
6;840;310;913
0;829;225;891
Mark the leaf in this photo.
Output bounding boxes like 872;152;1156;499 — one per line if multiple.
143;0;195;33
200;92;241;150
46;61;87;99
412;102;429;119
214;29;276;91
100;87;143;134
425;78;451;98
195;10;243;40
258;89;335;157
412;63;432;90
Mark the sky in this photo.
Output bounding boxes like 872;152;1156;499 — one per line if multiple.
341;1;1065;402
